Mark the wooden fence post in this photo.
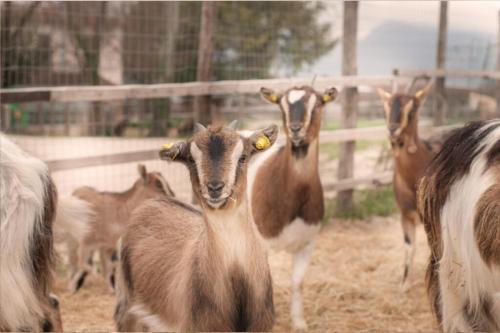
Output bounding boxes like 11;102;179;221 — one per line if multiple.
193;2;217;126
434;1;448;126
336;1;359;211
496;11;500;118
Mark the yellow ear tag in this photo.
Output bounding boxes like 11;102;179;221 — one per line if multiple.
322;94;332;103
161;143;178;160
270;94;279;103
255;136;271;150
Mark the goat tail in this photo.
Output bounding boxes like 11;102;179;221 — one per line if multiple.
54;196;93;242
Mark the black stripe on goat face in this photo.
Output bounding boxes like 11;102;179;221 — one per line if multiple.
280;87;319;146
385;94;414;147
189;128;244;210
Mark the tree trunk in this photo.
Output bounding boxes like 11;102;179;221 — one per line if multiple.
91;2;107;135
336;1;359;211
434;1;448;126
151;2;180;136
193;2;217;127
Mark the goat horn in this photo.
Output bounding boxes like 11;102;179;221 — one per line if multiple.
227;120;238;130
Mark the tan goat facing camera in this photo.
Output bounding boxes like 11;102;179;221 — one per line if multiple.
114;122;278;332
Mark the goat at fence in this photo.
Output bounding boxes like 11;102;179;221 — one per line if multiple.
0;133;63;332
419;120;500;332
249;85;337;330
114;123;278;331
56;164;174;293
376;81;443;288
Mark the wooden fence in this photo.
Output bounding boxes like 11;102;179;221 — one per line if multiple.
1;69;497;194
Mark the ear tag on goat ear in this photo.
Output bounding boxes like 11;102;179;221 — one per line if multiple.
161;143;178;160
322;94;332;103
270;94;279;103
255;136;271;150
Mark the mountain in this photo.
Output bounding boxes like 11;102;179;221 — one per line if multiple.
306;21;495;76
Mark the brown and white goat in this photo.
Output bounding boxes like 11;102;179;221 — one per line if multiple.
248;85;337;330
419;120;500;332
58;164;174;293
114;123;278;332
377;82;440;288
0;133;63;332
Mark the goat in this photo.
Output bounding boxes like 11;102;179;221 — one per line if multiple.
248;85;337;330
114;122;278;332
419;120;500;332
376;81;441;288
57;164;174;293
0;133;63;332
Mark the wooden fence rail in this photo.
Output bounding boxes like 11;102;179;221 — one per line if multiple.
0;75;402;104
44;124;459;193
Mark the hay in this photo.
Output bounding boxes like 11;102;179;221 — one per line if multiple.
54;215;435;332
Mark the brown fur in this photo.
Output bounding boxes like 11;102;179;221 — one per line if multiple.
36;176;63;332
254;85;336;236
67;165;173;292
418;120;500;330
115;125;278;331
474;173;500;267
378;84;438;285
252;143;324;237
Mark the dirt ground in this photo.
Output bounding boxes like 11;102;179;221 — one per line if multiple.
54;215;435;332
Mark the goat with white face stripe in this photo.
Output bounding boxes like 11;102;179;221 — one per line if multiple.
261;86;336;155
251;85;338;330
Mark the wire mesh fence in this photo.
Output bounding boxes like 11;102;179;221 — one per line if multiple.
1;1;498;198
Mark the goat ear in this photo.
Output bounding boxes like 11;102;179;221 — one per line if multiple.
227;119;238;130
138;164;147;180
376;88;392;103
260;87;281;104
249;124;279;155
321;87;338;104
159;141;189;163
194;122;207;134
414;80;434;104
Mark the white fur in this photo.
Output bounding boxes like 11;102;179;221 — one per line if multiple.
55;195;93;242
303;93;317;131
291;240;314;331
129;303;172;331
287;90;306;103
0;133;48;330
439;123;500;331
268;217;321;253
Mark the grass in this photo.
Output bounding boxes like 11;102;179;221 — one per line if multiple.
320;139;385;160
323;185;397;222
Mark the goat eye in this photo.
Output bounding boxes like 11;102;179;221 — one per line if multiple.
155;179;164;189
238;155;247;164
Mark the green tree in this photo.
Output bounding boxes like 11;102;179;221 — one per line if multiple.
214;1;337;80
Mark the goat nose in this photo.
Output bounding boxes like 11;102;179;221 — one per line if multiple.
207;181;224;197
290;124;301;133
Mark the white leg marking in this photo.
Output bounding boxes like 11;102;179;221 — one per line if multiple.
291;241;314;331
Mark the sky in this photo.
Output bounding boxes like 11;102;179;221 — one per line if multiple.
323;1;500;39
356;1;500;39
305;1;500;77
